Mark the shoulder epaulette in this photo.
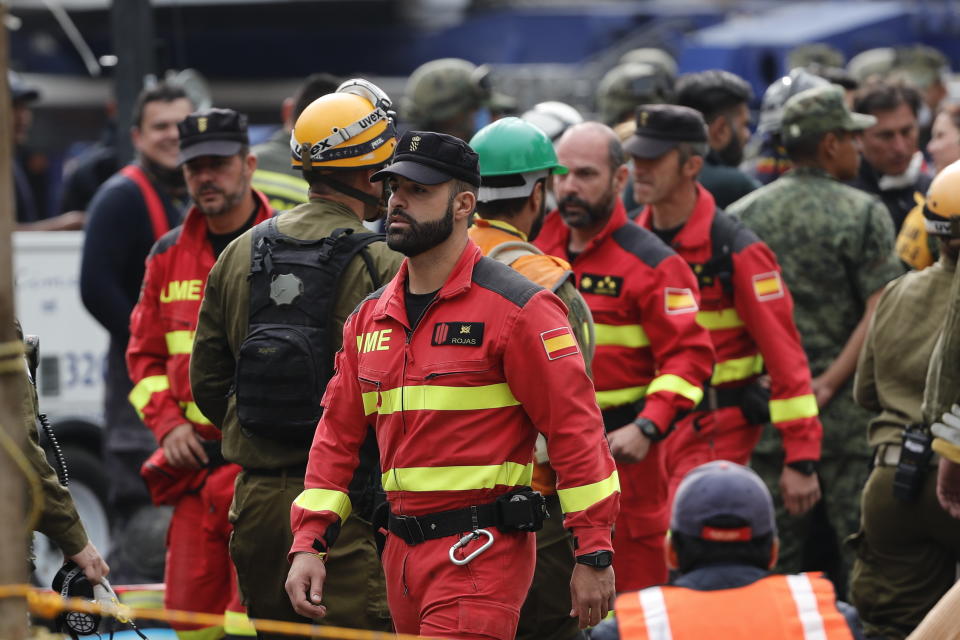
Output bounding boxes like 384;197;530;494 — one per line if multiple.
149;226;184;257
472;256;542;308
611;224;675;268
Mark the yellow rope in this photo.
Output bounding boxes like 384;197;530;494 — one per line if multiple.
0;585;448;639
0;422;44;533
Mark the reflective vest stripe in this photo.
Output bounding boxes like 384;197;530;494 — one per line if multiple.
180;401;213;426
223;610;257;636
293;488;352;521
770;394;819;423
165;330;195;355
128;375;170;419
696;308;744;331
647;374;704;405
787;574;829;640
361;383;520;416
639;587;674;640
557;470;620;514
711;354;764;385
251;169;308;204
382;461;533;492
594;323;650;348
595;385;648;410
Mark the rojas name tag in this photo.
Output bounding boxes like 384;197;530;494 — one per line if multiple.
432;322;485;346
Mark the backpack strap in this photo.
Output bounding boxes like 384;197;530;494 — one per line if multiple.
327;228;386;290
121;165;171;241
487;240;544;267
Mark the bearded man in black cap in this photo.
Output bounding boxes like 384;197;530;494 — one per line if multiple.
286;130;620;639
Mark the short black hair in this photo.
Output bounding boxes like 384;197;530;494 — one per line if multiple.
132;82;190;129
671;530;774;574
292;73;343;122
676;70;753;122
853;81;922;118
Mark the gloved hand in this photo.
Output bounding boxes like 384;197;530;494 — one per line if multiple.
931;404;960;463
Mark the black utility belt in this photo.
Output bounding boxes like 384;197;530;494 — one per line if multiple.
388;487;547;546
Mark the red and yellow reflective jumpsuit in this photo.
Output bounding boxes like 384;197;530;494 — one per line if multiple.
535;200;715;591
636;185;822;501
289;241;618;639
127;191;271;635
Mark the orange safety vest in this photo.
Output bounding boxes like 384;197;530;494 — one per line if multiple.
616;573;854;640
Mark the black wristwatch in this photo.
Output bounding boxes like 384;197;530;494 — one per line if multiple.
576;550;613;569
786;460;818;476
634;417;668;442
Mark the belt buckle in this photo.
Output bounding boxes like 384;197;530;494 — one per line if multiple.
394;515;426;545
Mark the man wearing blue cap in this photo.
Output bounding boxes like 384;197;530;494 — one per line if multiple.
592;460;862;639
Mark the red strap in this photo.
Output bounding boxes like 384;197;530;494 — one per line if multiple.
120;165;171;241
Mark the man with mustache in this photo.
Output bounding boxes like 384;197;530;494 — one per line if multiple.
127;108;272;634
286;130;619;639
535;122;715;592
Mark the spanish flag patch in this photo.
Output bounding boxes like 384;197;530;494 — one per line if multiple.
753;271;784;301
664;287;698;315
541;326;579;361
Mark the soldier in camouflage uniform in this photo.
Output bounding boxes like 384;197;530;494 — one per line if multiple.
728;86;904;595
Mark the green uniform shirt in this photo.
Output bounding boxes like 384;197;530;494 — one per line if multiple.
856;255;954;447
924;256;960;425
729;166;904;456
190;198;403;469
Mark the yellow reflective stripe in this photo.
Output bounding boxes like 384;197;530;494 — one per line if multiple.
362;383;519;416
174;628;224;640
647;374;704;405
181;401;213;426
595;385;648;410
594;323;649;348
769;394;819;423
252;169;308;203
557;470;620;514
293;488;352;521
710;354;765;385
128;375;170;419
164;330;195;355
224;610;257;636
382;461;533;492
696;308;744;331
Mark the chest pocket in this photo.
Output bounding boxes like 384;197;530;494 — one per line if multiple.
358;365;387;417
417;361;518;414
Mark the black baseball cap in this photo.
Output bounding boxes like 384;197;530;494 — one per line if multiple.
624;104;708;159
178;108;249;165
371;130;481;187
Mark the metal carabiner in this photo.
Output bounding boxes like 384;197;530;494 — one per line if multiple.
449;528;494;566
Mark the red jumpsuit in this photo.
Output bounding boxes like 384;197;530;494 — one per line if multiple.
289;241;618;639
636;185;822;502
127;191;271;631
535;200;715;592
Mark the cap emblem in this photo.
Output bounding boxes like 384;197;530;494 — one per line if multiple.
197;117;208;133
409;135;421;151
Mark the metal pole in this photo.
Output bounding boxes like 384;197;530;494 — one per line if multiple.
0;1;29;635
111;0;156;166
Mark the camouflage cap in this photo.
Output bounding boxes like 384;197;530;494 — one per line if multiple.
596;62;674;125
787;43;845;71
847;47;896;83
890;44;950;89
402;58;489;125
781;85;876;143
618;48;678;81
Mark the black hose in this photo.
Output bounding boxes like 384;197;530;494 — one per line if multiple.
38;413;69;486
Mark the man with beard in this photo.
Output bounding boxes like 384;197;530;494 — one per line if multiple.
79;82;193;580
535;122;715;592
191;80;400;635
468;117;595;640
675;70;760;208
627;104;823;517
285;130;619;639
126;108;271;636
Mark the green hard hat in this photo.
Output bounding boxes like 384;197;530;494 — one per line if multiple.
469;117;567;202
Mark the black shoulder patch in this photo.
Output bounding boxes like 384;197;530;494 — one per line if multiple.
713;209;759;254
149;225;184;257
350;284;388;317
611;224;676;268
472;256;542;308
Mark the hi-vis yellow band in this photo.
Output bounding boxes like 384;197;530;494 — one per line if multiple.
165;330;195;355
753;271;784;301
594;323;650;348
697;308;744;331
557;470;620;514
129;375;170;419
711;354;765;385
647;374;704;405
293;488;352;521
595;385;649;410
181;401;213;426
362;383;519;416
252;169;308;204
382;461;533;492
769;394;819;423
664;287;698;314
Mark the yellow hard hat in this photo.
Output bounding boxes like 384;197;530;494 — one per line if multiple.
290;78;397;171
924;159;960;237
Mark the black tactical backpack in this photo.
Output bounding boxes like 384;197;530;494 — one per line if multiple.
235;218;383;444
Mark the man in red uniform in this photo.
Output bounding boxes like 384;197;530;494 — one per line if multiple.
535;121;715;592
626;104;823;515
127;108;272;635
285;131;619;639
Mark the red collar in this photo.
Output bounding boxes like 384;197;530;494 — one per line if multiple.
180;188;273;252
538;198;630;259
635;183;716;262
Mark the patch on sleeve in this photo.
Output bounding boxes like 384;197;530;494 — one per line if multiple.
664;287;698;314
752;271;784;301
540;326;580;360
